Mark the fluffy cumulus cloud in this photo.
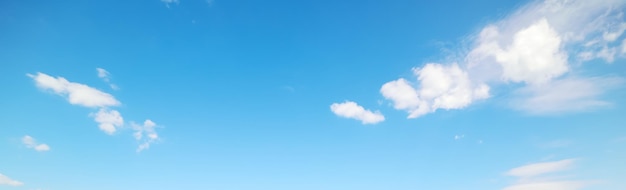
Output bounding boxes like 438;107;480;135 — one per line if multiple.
469;0;625;112
381;64;490;118
92;109;124;135
132;120;160;152
330;101;385;124
22;135;50;152
0;173;23;186
502;158;595;190
375;0;626;118
477;19;569;85
29;70;162;151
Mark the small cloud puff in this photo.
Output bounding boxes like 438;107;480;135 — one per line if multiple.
22;135;50;152
330;101;385;124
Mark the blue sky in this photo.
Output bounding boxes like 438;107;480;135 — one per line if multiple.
1;0;626;189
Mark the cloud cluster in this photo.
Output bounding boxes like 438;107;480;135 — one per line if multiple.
132;120;160;152
22;135;50;152
502;159;594;190
29;70;161;151
0;173;23;186
330;101;385;124
377;0;626;118
28;72;125;134
332;0;625;123
381;64;490;118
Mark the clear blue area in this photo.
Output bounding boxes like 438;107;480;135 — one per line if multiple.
1;0;625;190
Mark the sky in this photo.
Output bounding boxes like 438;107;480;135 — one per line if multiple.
1;0;626;189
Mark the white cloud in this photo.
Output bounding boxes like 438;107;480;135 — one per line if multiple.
28;72;120;108
472;0;626;113
381;64;489;118
0;173;23;186
92;108;124;135
22;135;50;152
132;120;160;152
29;71;162;151
380;78;425;118
29;72;126;135
511;77;622;114
506;159;575;178
603;22;626;42
330;101;385;124
502;158;595;190
377;0;625;118
482;18;569;85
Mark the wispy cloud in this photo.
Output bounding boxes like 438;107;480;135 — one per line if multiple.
22;135;50;152
372;0;626;118
466;0;626;114
132;120;160;152
511;77;623;114
506;159;575;178
96;68;119;90
330;101;385;124
96;68;111;82
502;158;596;190
0;173;23;186
503;181;593;190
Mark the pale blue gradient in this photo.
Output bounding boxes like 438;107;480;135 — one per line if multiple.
1;0;626;190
